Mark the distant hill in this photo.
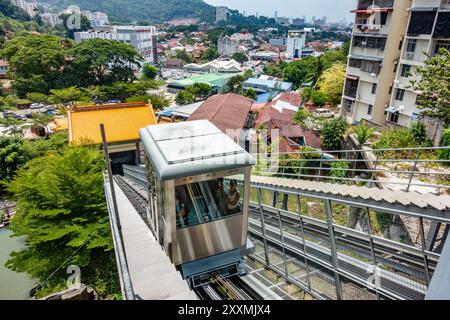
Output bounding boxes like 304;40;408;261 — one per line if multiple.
0;0;31;21
39;0;215;24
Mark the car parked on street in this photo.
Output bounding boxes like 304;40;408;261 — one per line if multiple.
313;108;335;118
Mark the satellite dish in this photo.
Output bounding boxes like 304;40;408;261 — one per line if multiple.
370;73;377;77
399;105;405;112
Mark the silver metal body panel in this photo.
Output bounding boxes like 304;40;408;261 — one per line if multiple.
175;215;244;265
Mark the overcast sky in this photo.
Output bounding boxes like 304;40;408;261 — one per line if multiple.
204;0;354;22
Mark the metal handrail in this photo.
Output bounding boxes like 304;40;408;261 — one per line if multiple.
252;147;450;192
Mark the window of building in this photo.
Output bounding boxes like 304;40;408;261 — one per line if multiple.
389;86;393;94
434;40;450;54
398;39;403;50
342;99;353;113
393;62;398;73
407;11;436;36
406;39;417;53
368;105;373;115
349;58;362;69
388;112;399;123
433;12;450;37
371;83;377;94
395;89;405;101
401;64;411;77
361;60;381;74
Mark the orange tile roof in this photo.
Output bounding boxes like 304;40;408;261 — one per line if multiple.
68;102;157;145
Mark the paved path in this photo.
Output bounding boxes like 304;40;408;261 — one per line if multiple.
112;181;197;300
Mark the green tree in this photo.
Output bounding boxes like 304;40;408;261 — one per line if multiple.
49;87;90;105
243;88;257;100
353;120;375;145
187;82;212;100
410;121;429;145
126;94;169;110
59;13;91;39
301;87;313;104
98;82;147;102
322;117;348;150
2;34;70;96
69;39;143;87
311;90;328;107
26;92;49;104
175;49;193;64
293;108;312;127
438;128;450;162
225;75;245;94
0;137;29;194
283;57;318;88
231;52;249;64
411;48;450;126
200;47;219;61
316;63;346;106
6;146;119;296
142;63;158;80
175;91;195;105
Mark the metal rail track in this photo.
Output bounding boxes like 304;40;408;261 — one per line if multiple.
249;206;435;280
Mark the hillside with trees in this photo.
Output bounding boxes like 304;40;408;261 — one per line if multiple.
38;0;215;23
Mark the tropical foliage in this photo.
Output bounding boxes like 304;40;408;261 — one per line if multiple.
6;145;119;296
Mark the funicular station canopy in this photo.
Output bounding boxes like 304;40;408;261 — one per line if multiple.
139;120;255;282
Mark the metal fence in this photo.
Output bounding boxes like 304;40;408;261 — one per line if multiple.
244;183;448;300
252;146;450;193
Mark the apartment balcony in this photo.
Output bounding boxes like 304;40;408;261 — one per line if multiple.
356;0;394;10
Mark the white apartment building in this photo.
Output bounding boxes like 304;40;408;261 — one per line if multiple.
39;13;62;27
388;0;450;132
10;0;37;17
74;25;158;64
342;0;449;140
341;0;411;126
216;6;228;23
286;30;307;59
82;11;109;28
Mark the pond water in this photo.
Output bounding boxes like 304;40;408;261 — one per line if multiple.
0;228;36;300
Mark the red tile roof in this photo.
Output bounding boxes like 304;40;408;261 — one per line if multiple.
188;93;253;132
280;125;323;150
255;107;295;129
270;91;302;107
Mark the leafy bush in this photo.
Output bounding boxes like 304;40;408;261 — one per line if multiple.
372;128;419;150
322;117;348;150
330;161;350;183
311;90;328;107
175;91;195;105
410;122;428;145
353;120;375;145
439;128;450;163
142;63;158;80
293;108;312;127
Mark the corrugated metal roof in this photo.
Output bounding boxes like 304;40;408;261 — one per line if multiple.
247;175;450;213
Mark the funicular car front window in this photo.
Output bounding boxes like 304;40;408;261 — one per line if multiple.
175;177;243;229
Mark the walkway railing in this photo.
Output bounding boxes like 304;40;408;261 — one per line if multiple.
252;146;450;193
